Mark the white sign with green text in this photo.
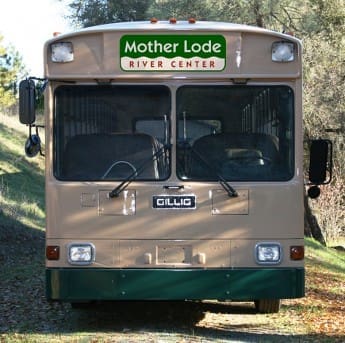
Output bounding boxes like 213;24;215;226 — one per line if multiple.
120;35;226;71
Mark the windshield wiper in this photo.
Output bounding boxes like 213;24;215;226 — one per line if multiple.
190;147;238;198
108;144;171;198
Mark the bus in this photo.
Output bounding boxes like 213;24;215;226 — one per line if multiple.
19;19;331;313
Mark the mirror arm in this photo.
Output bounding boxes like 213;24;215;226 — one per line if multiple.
28;77;48;105
34;125;45;156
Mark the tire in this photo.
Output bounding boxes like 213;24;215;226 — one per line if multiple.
254;299;281;313
70;302;93;309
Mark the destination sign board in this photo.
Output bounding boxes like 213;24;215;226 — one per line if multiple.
120;35;226;71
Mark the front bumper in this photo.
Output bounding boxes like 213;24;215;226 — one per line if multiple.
46;267;305;301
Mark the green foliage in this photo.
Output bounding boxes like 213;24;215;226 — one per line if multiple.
299;0;345;242
0;121;45;230
305;237;345;277
201;0;310;32
306;0;345;37
68;0;153;27
303;34;345;139
148;0;211;20
0;35;26;110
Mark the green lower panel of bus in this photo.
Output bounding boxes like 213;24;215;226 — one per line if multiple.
46;268;304;301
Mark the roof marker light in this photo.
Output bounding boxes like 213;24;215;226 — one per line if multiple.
150;18;158;24
169;18;177;24
188;18;196;24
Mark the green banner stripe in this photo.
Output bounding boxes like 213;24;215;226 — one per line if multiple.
120;35;226;59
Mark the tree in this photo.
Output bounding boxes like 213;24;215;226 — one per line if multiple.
148;0;211;20
302;0;345;244
68;0;153;27
207;0;307;31
0;35;25;111
302;0;344;140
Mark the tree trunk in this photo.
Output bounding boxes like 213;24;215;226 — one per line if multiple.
253;0;264;28
304;189;326;246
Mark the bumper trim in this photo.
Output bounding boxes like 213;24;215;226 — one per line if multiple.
46;267;305;301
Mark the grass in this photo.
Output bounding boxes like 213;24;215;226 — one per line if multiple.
0;115;344;342
307;238;345;271
274;238;345;338
0;119;45;230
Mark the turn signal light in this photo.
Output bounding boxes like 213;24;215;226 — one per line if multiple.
290;246;304;260
46;246;60;260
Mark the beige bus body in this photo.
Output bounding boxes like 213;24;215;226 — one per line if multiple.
43;22;304;307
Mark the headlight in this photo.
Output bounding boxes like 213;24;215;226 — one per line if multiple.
272;42;295;62
51;42;74;62
68;243;95;265
255;242;282;264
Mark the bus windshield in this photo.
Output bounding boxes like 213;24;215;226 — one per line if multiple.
54;84;294;182
176;86;294;181
54;85;171;181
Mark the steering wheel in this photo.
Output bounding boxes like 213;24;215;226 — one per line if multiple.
102;160;137;179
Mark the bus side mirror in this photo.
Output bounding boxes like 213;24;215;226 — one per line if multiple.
307;139;332;199
19;79;36;124
25;134;41;158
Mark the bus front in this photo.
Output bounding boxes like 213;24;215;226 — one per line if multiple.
43;21;304;313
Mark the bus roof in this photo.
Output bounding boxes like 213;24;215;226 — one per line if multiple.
45;20;301;80
49;20;300;44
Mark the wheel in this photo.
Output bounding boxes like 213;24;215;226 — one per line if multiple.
70;302;93;309
254;299;281;313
